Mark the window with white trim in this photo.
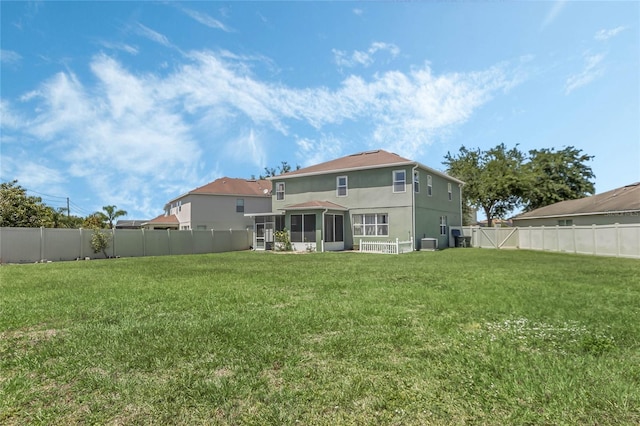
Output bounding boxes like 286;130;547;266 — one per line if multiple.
236;198;244;213
427;175;432;196
393;170;406;193
353;213;389;237
448;183;452;201
336;176;348;197
558;219;573;226
440;216;448;236
276;182;285;201
413;170;419;193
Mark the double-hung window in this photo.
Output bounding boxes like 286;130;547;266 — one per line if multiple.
353;213;388;237
276;182;285;201
427;175;433;196
413;171;419;193
236;198;244;213
440;216;448;236
393;170;406;193
448;183;452;201
337;176;348;197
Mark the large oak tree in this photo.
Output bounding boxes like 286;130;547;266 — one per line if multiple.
444;144;525;227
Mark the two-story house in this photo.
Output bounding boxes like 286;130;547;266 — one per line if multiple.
250;149;463;251
144;177;272;231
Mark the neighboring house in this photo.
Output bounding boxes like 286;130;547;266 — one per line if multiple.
512;182;640;227
474;218;513;227
115;219;148;229
142;214;179;230
247;149;464;251
144;177;272;231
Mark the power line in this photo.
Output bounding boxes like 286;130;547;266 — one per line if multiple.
1;179;95;217
26;189;68;200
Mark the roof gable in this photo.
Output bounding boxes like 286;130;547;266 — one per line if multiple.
190;177;272;196
144;214;179;225
515;182;640;220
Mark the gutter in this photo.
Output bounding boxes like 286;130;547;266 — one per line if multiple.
411;164;418;251
270;161;465;185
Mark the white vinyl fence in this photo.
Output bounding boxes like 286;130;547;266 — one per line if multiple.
462;224;640;259
0;227;252;264
359;238;413;254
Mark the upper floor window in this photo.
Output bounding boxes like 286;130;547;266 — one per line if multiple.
448;183;452;201
337;176;348;197
427;175;433;196
236;198;245;213
393;170;406;193
413;171;420;193
276;182;285;201
558;219;573;226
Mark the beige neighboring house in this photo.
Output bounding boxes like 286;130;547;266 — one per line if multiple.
143;177;272;231
512;182;640;227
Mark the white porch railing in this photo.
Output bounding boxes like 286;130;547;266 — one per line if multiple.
359;238;413;254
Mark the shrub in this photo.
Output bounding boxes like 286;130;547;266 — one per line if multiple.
274;228;293;251
90;229;111;258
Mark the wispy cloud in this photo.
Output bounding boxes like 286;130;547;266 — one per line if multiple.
2;49;521;216
296;135;344;167
98;40;139;55
178;6;232;32
333;42;400;69
541;0;567;30
353;8;364;16
135;23;173;48
595;26;627;41
0;49;23;65
565;52;605;94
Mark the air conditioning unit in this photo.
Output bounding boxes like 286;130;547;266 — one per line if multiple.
420;238;438;251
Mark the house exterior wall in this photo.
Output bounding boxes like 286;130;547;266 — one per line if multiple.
414;167;463;248
513;212;640;227
169;194;271;230
273;165;462;250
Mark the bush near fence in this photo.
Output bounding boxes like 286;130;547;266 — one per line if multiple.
462;224;640;259
0;227;252;264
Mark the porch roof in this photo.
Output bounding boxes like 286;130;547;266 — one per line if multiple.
279;200;348;211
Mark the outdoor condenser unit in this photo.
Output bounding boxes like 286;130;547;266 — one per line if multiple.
420;238;438;251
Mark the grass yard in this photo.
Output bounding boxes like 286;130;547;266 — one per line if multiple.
1;249;639;425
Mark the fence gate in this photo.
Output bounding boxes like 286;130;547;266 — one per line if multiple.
474;227;519;249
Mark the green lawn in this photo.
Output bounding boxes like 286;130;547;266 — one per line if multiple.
1;250;639;425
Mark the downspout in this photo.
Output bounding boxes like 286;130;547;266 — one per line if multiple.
411;165;418;251
321;208;329;253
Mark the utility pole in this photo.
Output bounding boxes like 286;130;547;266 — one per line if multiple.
67;197;70;218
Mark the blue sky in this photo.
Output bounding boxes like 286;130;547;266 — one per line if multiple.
1;1;638;220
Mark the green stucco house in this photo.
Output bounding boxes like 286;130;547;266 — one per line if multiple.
247;149;464;252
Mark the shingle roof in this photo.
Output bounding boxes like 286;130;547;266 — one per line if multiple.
514;182;640;220
277;150;413;178
190;177;272;196
273;149;464;184
144;214;179;225
280;201;348;211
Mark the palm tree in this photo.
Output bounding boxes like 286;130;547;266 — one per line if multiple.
101;205;128;229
